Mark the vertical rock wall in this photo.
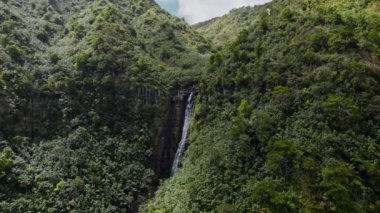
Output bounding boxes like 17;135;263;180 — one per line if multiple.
152;87;196;181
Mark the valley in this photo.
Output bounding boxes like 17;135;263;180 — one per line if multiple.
0;0;379;212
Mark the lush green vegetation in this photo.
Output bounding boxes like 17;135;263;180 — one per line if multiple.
194;5;267;48
1;128;153;212
1;0;380;212
148;0;380;212
0;0;208;211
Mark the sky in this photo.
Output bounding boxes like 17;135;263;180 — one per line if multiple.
154;0;272;24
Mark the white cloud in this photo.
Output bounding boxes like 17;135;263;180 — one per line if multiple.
178;0;272;24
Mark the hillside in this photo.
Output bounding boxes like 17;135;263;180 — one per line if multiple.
0;0;209;85
1;0;380;212
194;5;267;48
0;0;208;211
148;0;380;212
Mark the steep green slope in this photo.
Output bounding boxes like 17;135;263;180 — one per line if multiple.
194;5;266;48
2;0;380;212
149;0;380;212
0;0;208;211
0;0;208;85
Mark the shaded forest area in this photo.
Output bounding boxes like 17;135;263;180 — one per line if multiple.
1;0;379;212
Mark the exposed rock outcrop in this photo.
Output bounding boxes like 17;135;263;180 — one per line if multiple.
152;86;196;181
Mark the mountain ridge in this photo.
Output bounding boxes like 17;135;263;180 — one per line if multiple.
194;4;268;48
1;0;380;212
148;0;380;212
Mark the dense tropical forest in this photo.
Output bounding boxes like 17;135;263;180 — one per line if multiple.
0;0;379;212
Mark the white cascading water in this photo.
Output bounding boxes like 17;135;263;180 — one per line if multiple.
171;92;195;176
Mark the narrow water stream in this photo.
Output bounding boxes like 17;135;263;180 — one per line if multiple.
171;92;195;176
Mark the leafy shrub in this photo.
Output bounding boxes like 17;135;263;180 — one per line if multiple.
5;44;25;63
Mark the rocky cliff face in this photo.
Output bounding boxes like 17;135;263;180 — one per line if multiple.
152;87;195;180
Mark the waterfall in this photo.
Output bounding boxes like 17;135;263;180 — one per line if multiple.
171;92;195;176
